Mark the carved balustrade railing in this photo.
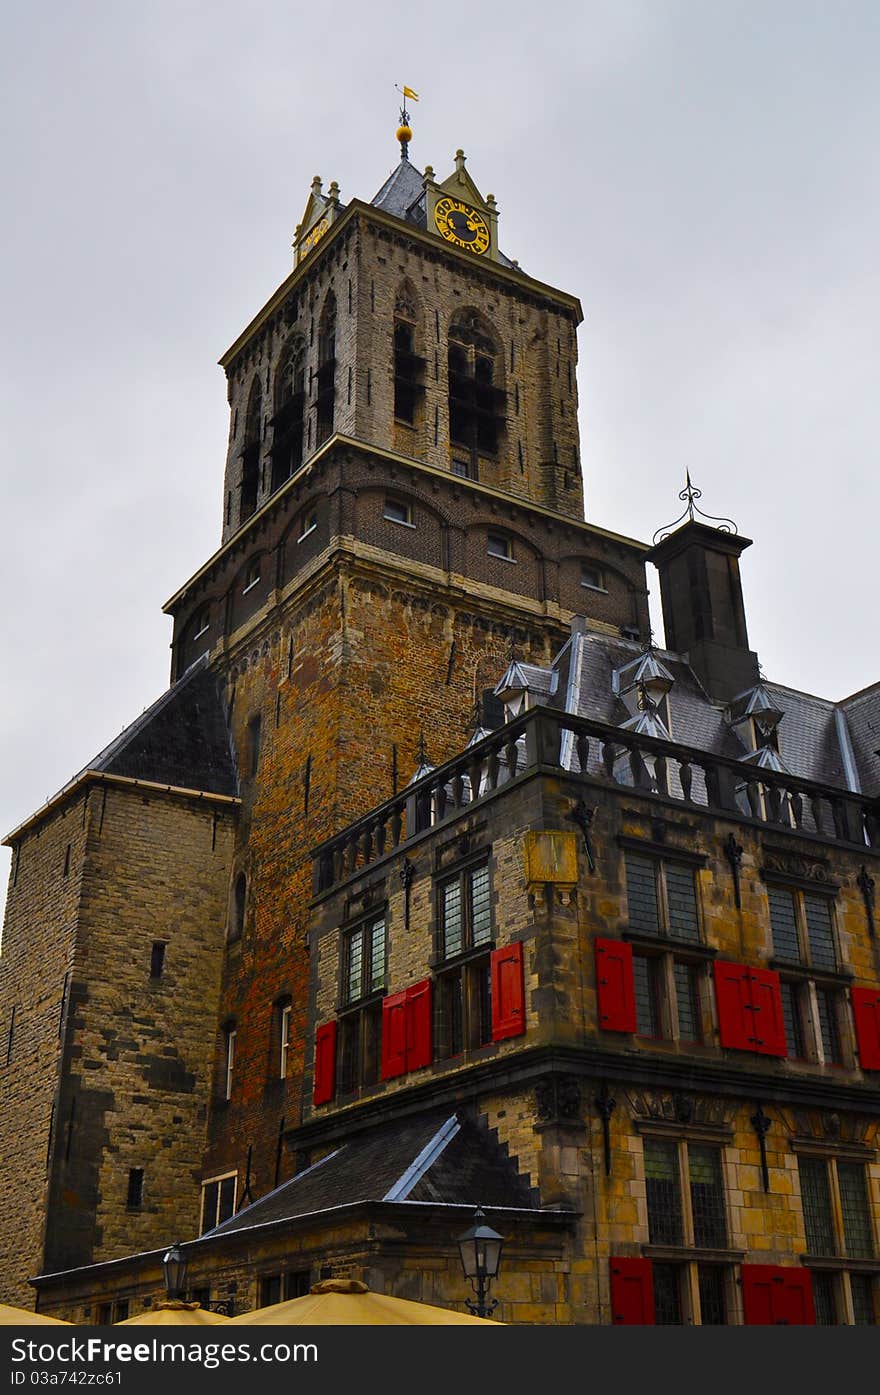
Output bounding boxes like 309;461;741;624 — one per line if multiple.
312;707;880;895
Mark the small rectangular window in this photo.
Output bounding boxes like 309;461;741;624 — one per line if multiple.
150;942;166;979
812;1271;838;1325
850;1275;877;1325
383;498;414;527
633;954;663;1038
279;1004;291;1080
249;715;261;776
193;610;210;640
242;561;261;594
688;1146;726;1248
781;981;806;1058
486;533;513;561
200;1173;237;1234
297;511;317;542
126;1168;144;1209
581;563;606;591
224;1029;236;1101
451;459;472;478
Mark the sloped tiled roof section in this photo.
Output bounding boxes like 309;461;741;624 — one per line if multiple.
555;629;878;795
201;1109;538;1241
840;683;880;796
371;159;426;221
85;658;237;797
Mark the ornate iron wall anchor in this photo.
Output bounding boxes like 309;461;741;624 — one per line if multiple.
750;1106;772;1193
724;833;744;909
857;865;876;939
594;1083;616;1177
568;800;597;874
400;858;415;930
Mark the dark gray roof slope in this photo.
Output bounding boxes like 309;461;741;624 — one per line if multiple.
201;1109;537;1241
511;628;878;797
83;658;237;797
840;684;880;795
370;159;522;271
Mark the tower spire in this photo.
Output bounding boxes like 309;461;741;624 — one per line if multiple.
395;83;418;161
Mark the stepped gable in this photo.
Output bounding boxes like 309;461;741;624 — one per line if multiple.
84;657;237;797
200;1109;541;1241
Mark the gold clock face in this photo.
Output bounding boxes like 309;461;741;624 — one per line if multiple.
434;197;490;255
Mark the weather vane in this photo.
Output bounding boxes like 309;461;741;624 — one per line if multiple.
652;470;739;544
395;84;419;161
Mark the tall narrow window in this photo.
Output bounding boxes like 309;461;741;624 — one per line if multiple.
316;293;336;444
393;283;425;425
271;337;306;491
240;379;262;523
126;1168;144;1209
230;873;247;943
248;715;261;777
224;1028;236;1101
447;309;504;476
150;942;166;979
644;1137;683;1245
279;1003;292;1080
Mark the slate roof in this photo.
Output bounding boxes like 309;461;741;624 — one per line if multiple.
370;159;522;271
503;628;880;798
198;1108;538;1243
79;657;237;798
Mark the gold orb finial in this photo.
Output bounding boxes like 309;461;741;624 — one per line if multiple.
397;123;413;146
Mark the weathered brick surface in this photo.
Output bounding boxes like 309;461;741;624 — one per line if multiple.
0;782;235;1302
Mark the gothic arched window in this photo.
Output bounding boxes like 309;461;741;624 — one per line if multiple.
316;293;336;444
240;378;262;523
447;309;504;476
393;282;425;426
271;337;306;492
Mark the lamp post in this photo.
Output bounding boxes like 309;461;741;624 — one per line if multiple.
456;1206;504;1318
161;1243;188;1302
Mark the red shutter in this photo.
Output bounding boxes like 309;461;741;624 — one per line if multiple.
595;938;637;1033
491;942;526;1041
405;979;433;1071
852;986;880;1070
714;961;753;1050
610;1258;655;1325
747;966;787;1057
380;992;408;1079
742;1265;816;1326
313;1020;337;1106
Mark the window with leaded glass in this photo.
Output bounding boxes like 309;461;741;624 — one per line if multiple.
811;1271;838;1325
342;916;386;1005
644;1138;683;1245
697;1265;727;1324
768;885;838;970
435;860;493;1061
438;863;492;960
632;952;704;1045
799;1157;836;1255
652;1263;683;1325
816;988;843;1065
624;852;700;943
689;1146;726;1248
850;1275;877;1325
838;1162;874;1259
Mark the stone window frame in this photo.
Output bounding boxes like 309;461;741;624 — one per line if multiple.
580;561;608;593
636;1121;742;1325
619;839;708;948
382;495;416;529
486;531;514;563
793;1140;879;1325
765;880;855;1069
335;907;388;1097
631;947;714;1049
431;852;494;1061
242;559;261;595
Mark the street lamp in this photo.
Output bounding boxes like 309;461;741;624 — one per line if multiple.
162;1243;188;1302
456;1206;504;1318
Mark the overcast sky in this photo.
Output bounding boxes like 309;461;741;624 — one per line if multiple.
2;0;879;918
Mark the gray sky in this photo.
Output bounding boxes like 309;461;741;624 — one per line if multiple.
2;0;879;920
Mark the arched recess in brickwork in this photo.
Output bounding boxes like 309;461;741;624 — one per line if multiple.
240;377;263;524
271;335;307;493
393;279;426;438
353;483;448;572
447;308;506;485
558;552;646;632
316;293;336;445
229;872;247;943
